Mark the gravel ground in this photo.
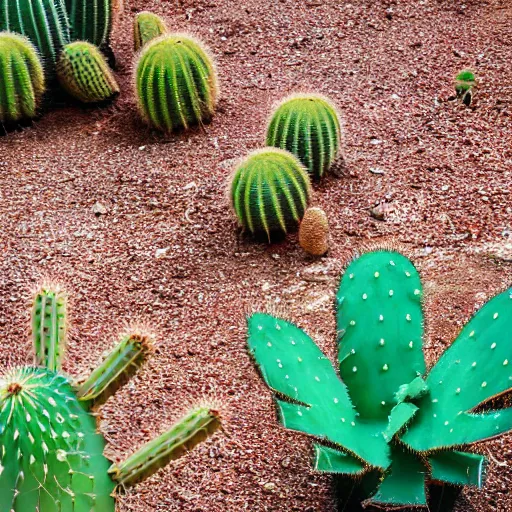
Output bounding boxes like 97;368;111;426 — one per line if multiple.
0;0;511;510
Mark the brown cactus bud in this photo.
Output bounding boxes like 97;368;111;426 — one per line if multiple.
299;207;329;256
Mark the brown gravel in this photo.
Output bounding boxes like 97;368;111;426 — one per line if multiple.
0;0;511;511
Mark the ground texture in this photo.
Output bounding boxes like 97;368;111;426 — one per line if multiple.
0;0;511;510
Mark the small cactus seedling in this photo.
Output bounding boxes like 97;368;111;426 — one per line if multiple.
229;148;312;241
0;32;45;124
299;206;329;256
134;11;168;52
247;249;512;509
455;69;475;106
134;33;218;133
0;284;221;511
0;0;70;74
65;0;114;48
266;94;342;181
57;41;120;103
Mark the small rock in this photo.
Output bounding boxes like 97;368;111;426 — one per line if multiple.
92;202;107;216
369;167;385;175
263;482;276;492
370;202;393;220
155;247;170;258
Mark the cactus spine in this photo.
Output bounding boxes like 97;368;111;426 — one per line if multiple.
229;148;311;240
134;11;168;52
65;0;113;48
299;206;329;256
0;32;45;123
266;94;342;181
57;41;119;103
135;33;218;133
0;0;70;73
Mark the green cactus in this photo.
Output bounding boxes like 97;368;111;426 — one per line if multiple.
134;33;218;133
0;0;70;74
65;0;114;48
266;94;342;181
455;69;475;106
229;148;312;240
134;11;168;52
0;284;221;511
56;41;119;103
0;32;45;124
247;249;512;509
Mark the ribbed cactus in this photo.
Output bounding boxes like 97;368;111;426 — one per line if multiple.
65;0;113;48
229;148;312;240
0;32;45;124
134;11;168;52
0;0;70;74
57;41;119;103
266;94;342;181
135;33;218;133
0;284;221;510
455;69;475;106
298;206;329;256
247;249;512;509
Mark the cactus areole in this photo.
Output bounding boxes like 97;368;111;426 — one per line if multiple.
0;285;221;511
247;249;512;509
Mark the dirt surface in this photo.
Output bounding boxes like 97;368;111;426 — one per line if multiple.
1;0;511;510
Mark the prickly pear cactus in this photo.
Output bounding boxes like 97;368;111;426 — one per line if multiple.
0;0;70;74
266;94;342;181
134;11;168;52
0;32;45;124
134;33;218;133
65;0;113;48
229;148;311;241
0;284;221;511
247;249;512;509
57;41;119;103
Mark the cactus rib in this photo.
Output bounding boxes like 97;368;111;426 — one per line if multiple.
65;0;113;48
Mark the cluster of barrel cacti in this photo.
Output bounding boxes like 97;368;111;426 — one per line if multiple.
247;249;512;509
0;284;221;511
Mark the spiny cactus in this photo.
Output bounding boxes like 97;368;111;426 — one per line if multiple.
229;148;312;241
247;249;512;509
266;94;342;181
134;11;168;52
0;32;45;124
298;206;329;256
57;41;119;103
0;284;221;511
65;0;114;48
455;69;475;106
135;33;218;133
0;0;70;74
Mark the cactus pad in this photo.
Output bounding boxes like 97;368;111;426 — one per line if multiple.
0;32;45;124
266;94;342;181
135;33;218;133
134;11;168;52
0;0;70;73
65;0;113;48
57;41;119;103
229;148;311;240
247;249;512;509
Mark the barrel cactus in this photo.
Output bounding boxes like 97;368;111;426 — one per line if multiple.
134;33;218;133
266;94;342;181
0;32;45;124
229;148;312;241
0;0;70;74
134;11;168;51
298;206;329;256
247;249;512;509
455;69;475;106
65;0;114;48
0;284;221;511
57;41;119;103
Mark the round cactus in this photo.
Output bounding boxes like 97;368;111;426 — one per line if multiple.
455;69;475;106
134;11;168;52
0;0;70;74
65;0;114;48
266;93;342;181
134;33;218;133
229;148;312;240
0;32;45;124
57;41;120;103
299;207;329;256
